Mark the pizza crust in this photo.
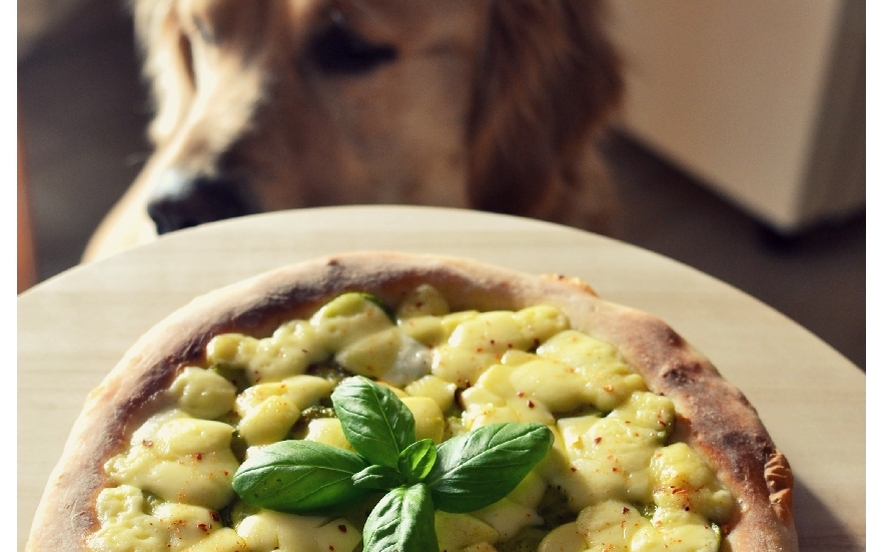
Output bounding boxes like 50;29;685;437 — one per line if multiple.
27;251;798;551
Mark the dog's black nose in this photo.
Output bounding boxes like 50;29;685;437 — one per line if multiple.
147;170;257;235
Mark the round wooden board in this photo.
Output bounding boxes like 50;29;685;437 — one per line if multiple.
18;206;865;551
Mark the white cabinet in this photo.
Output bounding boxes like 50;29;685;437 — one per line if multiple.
608;0;865;233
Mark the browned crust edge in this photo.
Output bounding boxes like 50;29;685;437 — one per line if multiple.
27;251;798;551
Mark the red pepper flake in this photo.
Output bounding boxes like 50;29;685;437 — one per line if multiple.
603;384;614;392
594;437;602;444
622;507;630;514
197;523;209;533
516;391;525;398
142;439;153;447
210;511;220;522
527;400;535;408
570;466;577;472
329;547;335;551
195;452;203;460
338;525;347;533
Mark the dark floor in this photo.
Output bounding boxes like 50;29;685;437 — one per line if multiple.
17;0;866;369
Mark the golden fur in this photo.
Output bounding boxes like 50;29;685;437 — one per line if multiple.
84;0;623;261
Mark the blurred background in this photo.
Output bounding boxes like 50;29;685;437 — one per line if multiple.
17;0;865;368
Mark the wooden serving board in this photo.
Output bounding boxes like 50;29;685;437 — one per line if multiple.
18;206;865;551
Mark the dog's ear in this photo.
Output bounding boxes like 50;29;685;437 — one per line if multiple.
466;0;623;219
132;0;196;147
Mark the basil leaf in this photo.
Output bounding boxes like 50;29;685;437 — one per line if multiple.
331;376;416;468
425;422;553;513
363;484;439;552
399;439;437;484
352;464;405;490
232;440;369;513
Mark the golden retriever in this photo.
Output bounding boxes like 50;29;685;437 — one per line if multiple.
84;0;623;261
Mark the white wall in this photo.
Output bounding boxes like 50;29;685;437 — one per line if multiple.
608;0;865;232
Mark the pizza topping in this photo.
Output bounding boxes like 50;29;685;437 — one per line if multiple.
89;287;736;552
233;376;553;552
233;375;335;446
103;410;239;510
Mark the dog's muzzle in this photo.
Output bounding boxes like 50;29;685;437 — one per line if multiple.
147;169;258;235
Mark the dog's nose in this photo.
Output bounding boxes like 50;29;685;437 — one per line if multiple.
147;169;256;235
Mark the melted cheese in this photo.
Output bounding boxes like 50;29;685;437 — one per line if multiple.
90;289;734;552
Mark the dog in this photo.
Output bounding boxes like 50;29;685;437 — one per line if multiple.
83;0;623;261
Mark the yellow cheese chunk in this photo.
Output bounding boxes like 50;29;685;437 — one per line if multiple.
630;508;721;552
206;320;328;385
435;511;500;552
509;358;591;413
234;375;334;446
555;416;658;509
396;283;451;318
310;292;395;351
335;327;404;378
104;411;238;509
152;502;219;550
168;367;237;420
537;330;646;411
473;496;543;542
576;500;649;552
538;521;585;552
236;511;362;552
184;528;247;552
461;363;555;428
512;305;571;346
650;443;735;523
402;395;446;443
404;374;458;412
87;486;165;551
303;417;352;450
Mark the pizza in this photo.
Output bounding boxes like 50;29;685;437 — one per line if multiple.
27;251;798;551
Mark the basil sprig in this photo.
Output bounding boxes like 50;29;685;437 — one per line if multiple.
232;375;554;552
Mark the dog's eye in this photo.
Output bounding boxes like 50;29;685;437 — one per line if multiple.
309;23;398;75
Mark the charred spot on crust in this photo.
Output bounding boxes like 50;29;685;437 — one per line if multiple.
717;431;774;478
660;360;704;387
